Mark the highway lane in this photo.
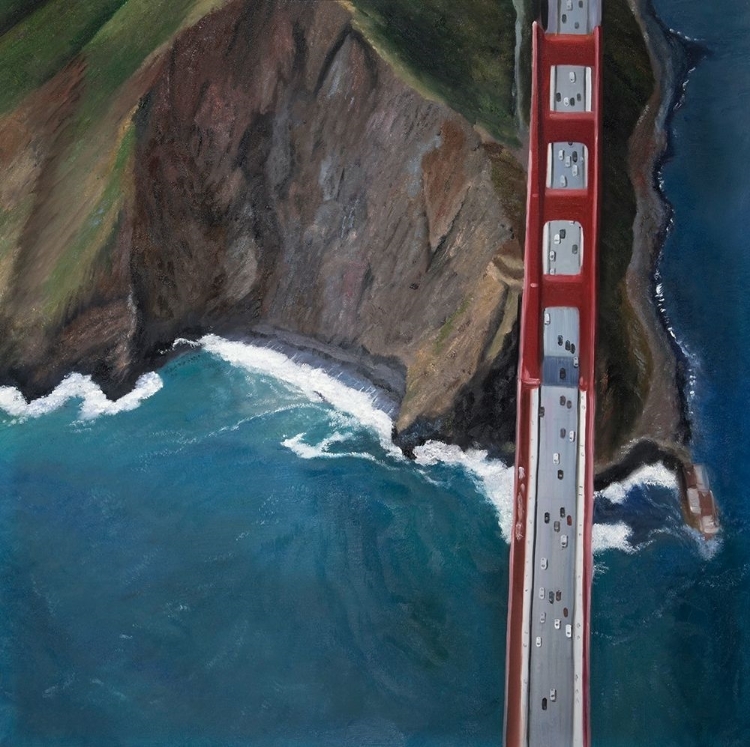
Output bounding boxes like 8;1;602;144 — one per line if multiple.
528;309;580;746
504;2;602;744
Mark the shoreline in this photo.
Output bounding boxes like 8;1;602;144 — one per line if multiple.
606;0;707;471
1;325;686;513
0;0;708;500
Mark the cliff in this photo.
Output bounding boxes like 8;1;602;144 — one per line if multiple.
0;0;527;458
0;0;691;472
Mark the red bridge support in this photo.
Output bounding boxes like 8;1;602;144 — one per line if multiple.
503;17;602;747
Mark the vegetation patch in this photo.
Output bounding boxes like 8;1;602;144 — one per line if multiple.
0;0;128;115
43;123;135;319
349;0;520;144
77;0;224;130
434;295;472;353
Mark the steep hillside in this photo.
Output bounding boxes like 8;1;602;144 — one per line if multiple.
0;0;684;467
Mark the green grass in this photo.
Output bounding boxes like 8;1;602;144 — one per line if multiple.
0;0;128;115
0;0;48;35
0;0;221;121
434;296;471;352
77;0;218;130
43;124;135;317
350;0;520;144
0;0;226;322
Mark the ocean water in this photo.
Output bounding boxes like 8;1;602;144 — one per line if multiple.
589;1;750;745
0;2;748;745
0;339;512;746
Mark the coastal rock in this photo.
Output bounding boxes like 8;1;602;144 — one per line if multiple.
0;0;695;477
0;0;525;451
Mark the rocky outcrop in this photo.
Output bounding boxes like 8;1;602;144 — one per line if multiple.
0;0;702;478
0;0;525;453
620;0;699;457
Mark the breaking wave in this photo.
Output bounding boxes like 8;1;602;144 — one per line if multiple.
592;522;635;554
197;335;398;454
0;372;163;422
412;440;515;542
191;335;520;538
281;432;380;464
596;463;678;504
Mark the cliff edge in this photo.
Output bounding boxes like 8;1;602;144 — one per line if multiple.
0;0;694;474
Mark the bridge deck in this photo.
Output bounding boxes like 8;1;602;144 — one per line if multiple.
503;4;602;746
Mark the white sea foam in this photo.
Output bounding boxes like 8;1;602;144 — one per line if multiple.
199;335;398;453
592;522;635;554
0;372;163;422
282;432;379;463
413;440;515;541
597;463;678;505
173;337;202;349
192;335;664;555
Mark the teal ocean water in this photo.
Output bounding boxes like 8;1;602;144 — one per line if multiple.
0;2;748;744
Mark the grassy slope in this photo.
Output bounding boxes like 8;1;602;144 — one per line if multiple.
349;0;520;143
0;0;128;115
0;0;227;330
0;0;48;36
43;0;227;318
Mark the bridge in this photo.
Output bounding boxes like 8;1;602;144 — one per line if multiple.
503;2;602;746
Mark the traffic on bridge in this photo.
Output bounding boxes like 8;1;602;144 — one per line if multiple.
503;2;602;746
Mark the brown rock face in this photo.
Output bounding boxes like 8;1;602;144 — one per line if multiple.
0;0;525;454
128;0;523;449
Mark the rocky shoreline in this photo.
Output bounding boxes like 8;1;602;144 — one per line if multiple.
605;0;708;473
0;0;707;491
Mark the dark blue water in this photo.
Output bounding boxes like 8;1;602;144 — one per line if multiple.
590;2;750;745
1;2;748;744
